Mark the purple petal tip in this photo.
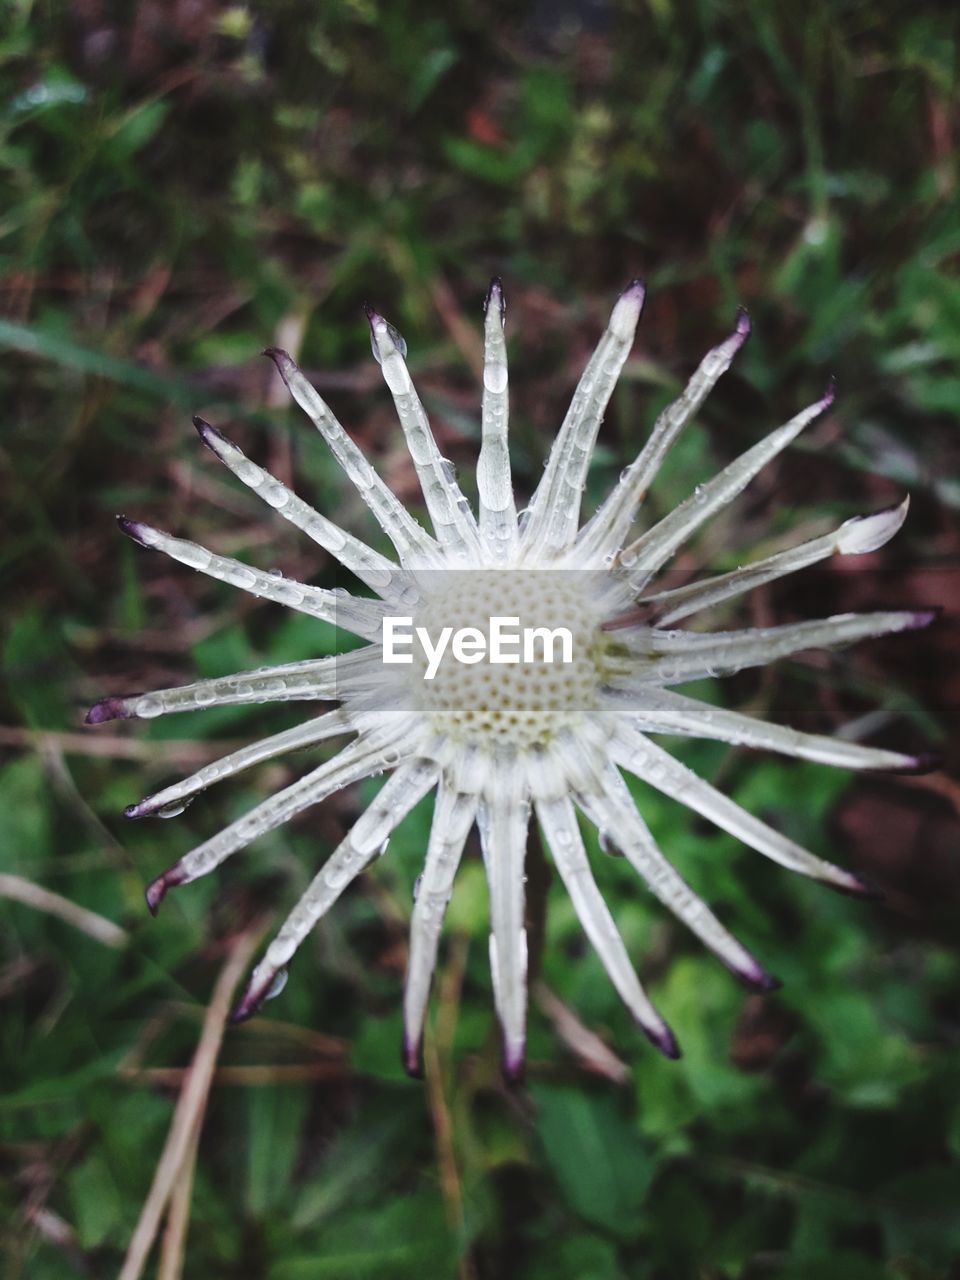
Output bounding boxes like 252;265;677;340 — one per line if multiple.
193;416;225;447
402;1036;423;1079
144;867;186;916
228;982;266;1025
85;696;130;725
909;607;941;629
124;798;154;820
734;306;751;339
622;277;646;299
262;347;294;374
731;959;781;993
838;873;885;902
116;515;150;546
821;375;838;405
642;1022;682;1060
361;302;379;325
484;277;506;323
502;1045;526;1085
903;751;943;775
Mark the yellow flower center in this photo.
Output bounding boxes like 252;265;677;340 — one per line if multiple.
405;569;610;749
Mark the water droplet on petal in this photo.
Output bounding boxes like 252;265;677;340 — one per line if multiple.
370;322;407;363
157;798;190;819
265;968;288;1000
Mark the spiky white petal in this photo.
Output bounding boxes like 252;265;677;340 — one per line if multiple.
523;282;645;559
577;309;750;562
619;383;836;586
630;496;910;627
604;685;919;772
477;279;518;558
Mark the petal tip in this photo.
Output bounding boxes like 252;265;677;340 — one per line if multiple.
85;696;130;725
193;416;226;450
641;1022;682;1060
116;515;152;547
908;607;941;630
837;497;910;555
263;347;294;375
402;1035;423;1079
730;958;781;993
229;977;267;1024
734;306;751;340
484;276;506;323
502;1044;526;1085
843;873;885;902
144;874;170;917
901;750;943;775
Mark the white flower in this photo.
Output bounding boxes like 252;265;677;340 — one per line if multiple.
87;280;933;1079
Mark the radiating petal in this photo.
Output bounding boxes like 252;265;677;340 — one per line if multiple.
477;751;531;1079
366;307;482;563
522;282;645;559
125;707;354;819
84;652;361;724
603;685;924;772
232;751;441;1021
619;382;836;587
533;781;679;1058
624;497;910;627
117;517;386;639
477;278;518;559
578;310;750;562
194;418;411;603
559;739;777;989
403;755;483;1075
144;715;424;914
608;723;876;896
264;347;442;566
610;609;937;686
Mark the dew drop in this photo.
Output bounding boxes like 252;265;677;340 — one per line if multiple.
265;968;288;1000
370;321;407;363
157;798;190;819
483;362;508;393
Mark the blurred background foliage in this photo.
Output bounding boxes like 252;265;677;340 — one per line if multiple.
1;1;959;1276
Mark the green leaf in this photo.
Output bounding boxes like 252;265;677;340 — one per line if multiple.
532;1084;655;1237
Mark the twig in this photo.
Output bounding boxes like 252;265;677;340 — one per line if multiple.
534;980;630;1084
118;1063;346;1087
423;932;475;1280
156;1113;200;1280
0;725;246;764
0;873;129;948
118;924;264;1280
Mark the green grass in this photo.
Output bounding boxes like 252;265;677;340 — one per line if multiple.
1;3;958;1277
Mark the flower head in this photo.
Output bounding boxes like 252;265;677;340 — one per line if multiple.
87;279;934;1079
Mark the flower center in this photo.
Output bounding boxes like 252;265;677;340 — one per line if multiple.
407;569;609;749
